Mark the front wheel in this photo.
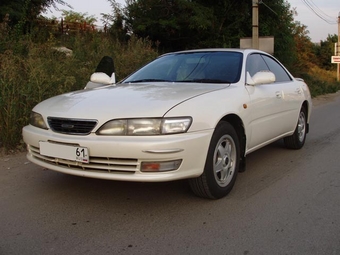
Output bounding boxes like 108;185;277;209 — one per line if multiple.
284;106;307;149
189;122;240;199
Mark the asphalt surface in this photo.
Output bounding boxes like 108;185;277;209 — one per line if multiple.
1;93;340;255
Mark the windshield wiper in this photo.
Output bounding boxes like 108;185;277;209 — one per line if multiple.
177;79;231;84
125;79;172;83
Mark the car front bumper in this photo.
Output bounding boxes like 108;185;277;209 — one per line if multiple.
22;125;213;182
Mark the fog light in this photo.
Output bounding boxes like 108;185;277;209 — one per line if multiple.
141;160;182;172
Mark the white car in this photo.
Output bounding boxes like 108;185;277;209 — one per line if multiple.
22;49;312;199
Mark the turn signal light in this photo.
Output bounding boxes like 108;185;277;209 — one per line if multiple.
141;160;182;172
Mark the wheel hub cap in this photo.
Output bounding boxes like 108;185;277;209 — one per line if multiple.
298;112;306;142
213;135;236;187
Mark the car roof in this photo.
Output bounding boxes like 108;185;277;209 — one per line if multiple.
161;48;267;57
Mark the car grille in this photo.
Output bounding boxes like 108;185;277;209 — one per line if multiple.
28;145;139;173
47;117;98;135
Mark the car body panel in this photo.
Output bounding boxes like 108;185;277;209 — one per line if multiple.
245;80;302;149
23;124;213;181
33;83;227;123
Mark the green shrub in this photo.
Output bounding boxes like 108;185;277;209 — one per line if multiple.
0;31;158;151
1;27;340;152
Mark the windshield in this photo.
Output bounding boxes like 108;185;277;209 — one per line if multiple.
122;51;243;84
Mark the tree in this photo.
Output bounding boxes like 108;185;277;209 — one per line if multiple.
122;0;214;51
193;0;251;48
290;21;316;76
0;0;71;27
114;0;301;65
315;34;338;71
102;0;130;42
254;0;297;69
61;10;97;25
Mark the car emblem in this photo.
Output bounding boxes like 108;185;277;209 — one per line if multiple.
61;124;75;129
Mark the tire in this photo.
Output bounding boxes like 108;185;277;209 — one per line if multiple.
284;106;307;150
189;122;240;199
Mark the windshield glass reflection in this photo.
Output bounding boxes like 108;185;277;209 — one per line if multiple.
123;51;243;84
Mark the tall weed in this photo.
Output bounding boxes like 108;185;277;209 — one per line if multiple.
299;66;340;97
0;31;158;151
1;27;339;151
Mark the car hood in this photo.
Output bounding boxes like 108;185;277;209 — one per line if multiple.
34;82;227;120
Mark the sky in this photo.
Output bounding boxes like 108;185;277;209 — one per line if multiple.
47;0;340;42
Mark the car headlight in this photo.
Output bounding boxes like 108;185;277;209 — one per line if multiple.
96;117;192;135
30;112;48;129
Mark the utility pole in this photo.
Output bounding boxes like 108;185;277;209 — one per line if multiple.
252;0;259;49
338;12;340;81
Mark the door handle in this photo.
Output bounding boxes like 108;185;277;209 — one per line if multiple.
295;88;302;94
275;91;282;99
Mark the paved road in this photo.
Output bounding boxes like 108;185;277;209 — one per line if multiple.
1;93;340;255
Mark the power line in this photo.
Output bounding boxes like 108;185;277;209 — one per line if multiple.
302;0;336;24
309;0;336;21
301;0;337;24
259;1;278;16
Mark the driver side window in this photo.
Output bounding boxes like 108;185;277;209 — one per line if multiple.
246;54;269;77
246;53;292;83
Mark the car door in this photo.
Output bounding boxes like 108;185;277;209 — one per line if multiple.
245;53;301;151
261;54;303;133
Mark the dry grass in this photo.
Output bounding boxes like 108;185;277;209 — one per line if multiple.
310;66;338;83
299;65;340;97
0;32;158;150
0;28;339;151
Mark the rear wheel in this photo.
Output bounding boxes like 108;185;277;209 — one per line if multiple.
284;106;307;149
189;122;240;199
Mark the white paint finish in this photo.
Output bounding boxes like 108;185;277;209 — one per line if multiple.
23;49;312;182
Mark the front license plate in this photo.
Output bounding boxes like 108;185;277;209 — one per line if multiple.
39;142;89;163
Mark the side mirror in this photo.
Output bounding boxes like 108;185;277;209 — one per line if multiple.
84;73;112;90
84;56;116;89
90;72;112;84
246;71;275;85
